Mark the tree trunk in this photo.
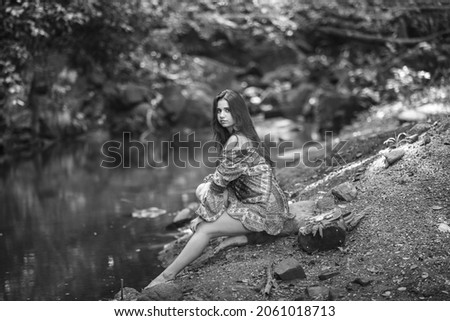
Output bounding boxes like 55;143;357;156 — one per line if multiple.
28;73;40;136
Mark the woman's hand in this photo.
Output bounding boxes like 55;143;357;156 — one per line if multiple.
195;182;211;202
190;217;203;233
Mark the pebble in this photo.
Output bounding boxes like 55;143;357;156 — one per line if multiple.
306;286;330;300
384;149;405;166
274;258;307;280
331;182;358;201
367;266;380;273
352;278;373;287
381;291;391;297
318;270;340;281
397;287;407;291
329;288;347;300
420;134;431;146
438;223;450;233
345;282;359;292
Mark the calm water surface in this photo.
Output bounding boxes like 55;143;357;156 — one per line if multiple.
0;134;212;300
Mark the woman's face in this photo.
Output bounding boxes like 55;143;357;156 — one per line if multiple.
217;99;235;132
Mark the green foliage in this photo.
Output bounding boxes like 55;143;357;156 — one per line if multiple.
2;0;449;94
0;0;158;91
1;0;450;152
0;1;87;84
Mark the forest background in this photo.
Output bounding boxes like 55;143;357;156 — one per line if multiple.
1;0;449;162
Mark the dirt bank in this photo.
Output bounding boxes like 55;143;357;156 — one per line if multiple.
119;112;450;301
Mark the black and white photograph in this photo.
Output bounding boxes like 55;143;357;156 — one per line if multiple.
1;0;449;318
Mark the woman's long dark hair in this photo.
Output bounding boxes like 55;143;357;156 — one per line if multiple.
212;89;274;166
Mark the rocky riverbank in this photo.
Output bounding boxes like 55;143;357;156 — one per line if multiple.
117;109;450;301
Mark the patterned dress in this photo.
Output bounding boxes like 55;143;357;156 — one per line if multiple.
195;147;293;235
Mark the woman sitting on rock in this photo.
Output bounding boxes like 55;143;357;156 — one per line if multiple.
146;89;293;289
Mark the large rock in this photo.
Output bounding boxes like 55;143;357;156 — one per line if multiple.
139;283;183;301
150;83;212;131
103;83;155;134
305;91;371;139
102;82;148;110
159;84;187;123
274;257;307;281
261;64;307;86
331;182;358;202
173;14;299;73
416;102;450;116
132;102;152;119
298;226;346;253
178;84;212;128
167;206;197;230
187;56;239;92
173;208;195;224
281;83;316;119
103;82;123;111
397;110;427;123
246;39;300;73
121;84;149;108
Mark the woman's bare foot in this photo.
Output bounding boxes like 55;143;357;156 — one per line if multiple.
144;273;174;290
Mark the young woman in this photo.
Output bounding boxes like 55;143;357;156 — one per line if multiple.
145;89;293;289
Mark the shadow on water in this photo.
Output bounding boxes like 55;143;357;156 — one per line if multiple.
0;133;212;300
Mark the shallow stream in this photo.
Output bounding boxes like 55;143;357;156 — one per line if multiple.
0;133;211;300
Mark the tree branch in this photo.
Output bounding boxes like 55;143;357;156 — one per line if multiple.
393;6;450;12
317;27;450;45
261;262;276;298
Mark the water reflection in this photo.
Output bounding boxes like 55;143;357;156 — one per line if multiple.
0;135;211;300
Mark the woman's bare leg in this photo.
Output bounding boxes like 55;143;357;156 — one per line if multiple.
145;212;250;288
